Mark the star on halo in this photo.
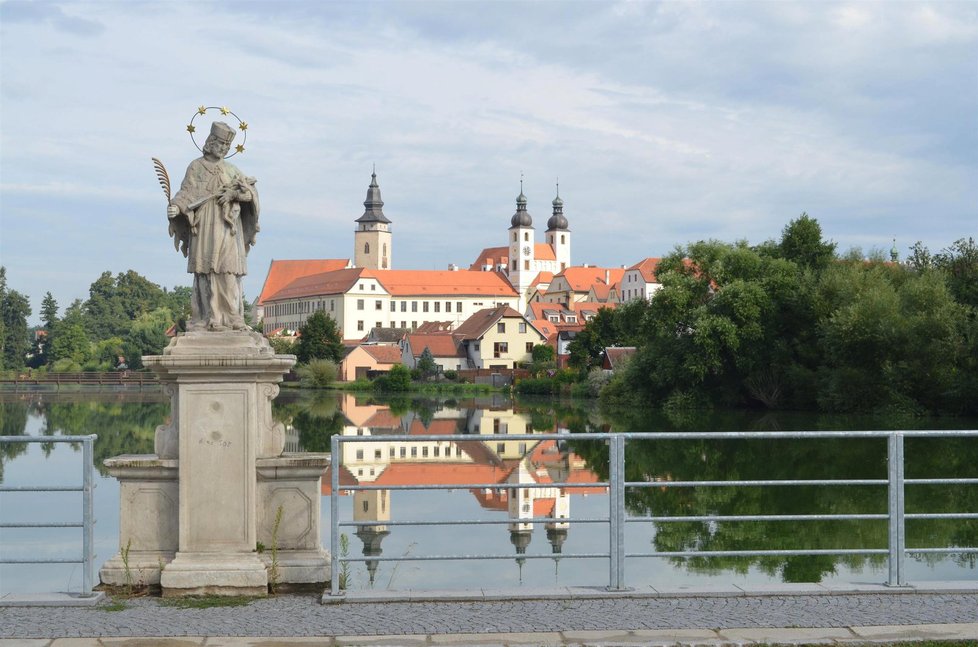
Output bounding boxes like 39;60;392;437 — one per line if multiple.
238;122;248;131
186;124;196;133
220;106;231;115
235;144;245;154
197;105;207;115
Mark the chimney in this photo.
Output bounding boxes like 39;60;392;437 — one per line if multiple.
605;270;610;285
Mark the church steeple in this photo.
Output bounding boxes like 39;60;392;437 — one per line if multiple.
546;180;571;272
357;169;391;225
354;169;392;269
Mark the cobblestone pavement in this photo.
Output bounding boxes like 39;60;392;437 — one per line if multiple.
2;591;978;641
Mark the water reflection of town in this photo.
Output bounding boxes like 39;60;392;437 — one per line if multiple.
317;394;604;584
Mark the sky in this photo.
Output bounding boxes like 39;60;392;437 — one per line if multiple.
1;0;976;325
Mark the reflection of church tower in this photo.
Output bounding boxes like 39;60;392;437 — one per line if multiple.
507;460;535;565
546;183;571;273
354;170;392;270
353;489;390;585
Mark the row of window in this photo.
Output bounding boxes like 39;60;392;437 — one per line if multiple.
354;445;465;460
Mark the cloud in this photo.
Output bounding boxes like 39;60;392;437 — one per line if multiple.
0;1;975;324
0;0;103;35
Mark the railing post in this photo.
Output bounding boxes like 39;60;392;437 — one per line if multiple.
330;433;341;596
82;434;96;596
887;431;906;586
607;434;627;591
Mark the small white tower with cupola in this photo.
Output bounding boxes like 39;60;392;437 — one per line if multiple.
546;182;571;273
508;181;535;308
354;170;392;270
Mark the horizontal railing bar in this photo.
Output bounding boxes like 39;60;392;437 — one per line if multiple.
905;478;978;485
628;479;886;488
340;553;609;563
0;522;83;528
340;517;607;528
333;431;978;443
906;513;978;520
628;514;888;523
0;435;98;443
341;481;609;492
631;549;888;558
906;548;978;554
0;486;87;493
0;558;84;564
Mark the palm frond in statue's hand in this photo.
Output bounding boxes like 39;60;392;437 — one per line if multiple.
152;157;171;201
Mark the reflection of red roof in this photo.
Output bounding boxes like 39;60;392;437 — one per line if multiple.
362;409;403;429
321;464;358;495
258;259;350;304
375;463;512;487
408;419;460;435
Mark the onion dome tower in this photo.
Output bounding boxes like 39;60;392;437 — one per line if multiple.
545;182;571;272
354;168;392;270
508;177;535;309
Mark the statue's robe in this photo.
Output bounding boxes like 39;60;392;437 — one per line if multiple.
169;156;259;330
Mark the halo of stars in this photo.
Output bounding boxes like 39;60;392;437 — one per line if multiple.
187;105;248;158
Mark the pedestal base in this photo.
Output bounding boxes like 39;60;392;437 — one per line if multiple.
160;552;268;597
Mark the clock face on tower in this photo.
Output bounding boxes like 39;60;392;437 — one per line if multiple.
523;246;532;255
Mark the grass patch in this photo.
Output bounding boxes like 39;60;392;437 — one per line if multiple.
160;595;254;609
97;598;128;612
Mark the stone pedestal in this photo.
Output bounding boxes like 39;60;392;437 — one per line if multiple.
257;454;331;590
99;456;178;588
101;331;331;596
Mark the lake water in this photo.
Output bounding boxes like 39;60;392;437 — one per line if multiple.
1;390;976;595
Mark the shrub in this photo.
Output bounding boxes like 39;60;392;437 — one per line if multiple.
296;359;338;389
443;370;458;381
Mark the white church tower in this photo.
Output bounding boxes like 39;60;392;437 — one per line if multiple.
508;182;535;308
545;183;571;273
354;170;392;270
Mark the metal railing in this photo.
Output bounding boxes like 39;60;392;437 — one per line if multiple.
0;434;98;597
328;430;978;595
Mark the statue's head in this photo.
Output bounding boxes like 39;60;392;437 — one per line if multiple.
203;121;236;158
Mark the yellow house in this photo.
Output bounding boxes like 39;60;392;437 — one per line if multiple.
453;306;547;370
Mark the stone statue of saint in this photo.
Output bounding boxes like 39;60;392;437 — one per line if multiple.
166;121;259;331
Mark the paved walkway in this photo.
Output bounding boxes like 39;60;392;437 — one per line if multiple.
2;585;978;646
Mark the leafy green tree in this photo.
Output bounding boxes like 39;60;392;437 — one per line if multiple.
934;237;978;308
416;347;438;381
0;267;33;370
296;359;338;388
374;363;412;392
778;213;836;271
40;292;59;330
122;307;174;369
295;311;344;364
531;344;555;363
47;300;92;366
567;307;619;373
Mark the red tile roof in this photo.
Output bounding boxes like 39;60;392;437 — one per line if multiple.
469;243;556;270
360;345;403;364
267;268;518;301
452;306;529;341
553;266;626;292
257;259;350;305
405;333;464;358
628;257;662;282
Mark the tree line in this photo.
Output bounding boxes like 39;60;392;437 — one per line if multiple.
570;215;978;416
0;268;192;372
